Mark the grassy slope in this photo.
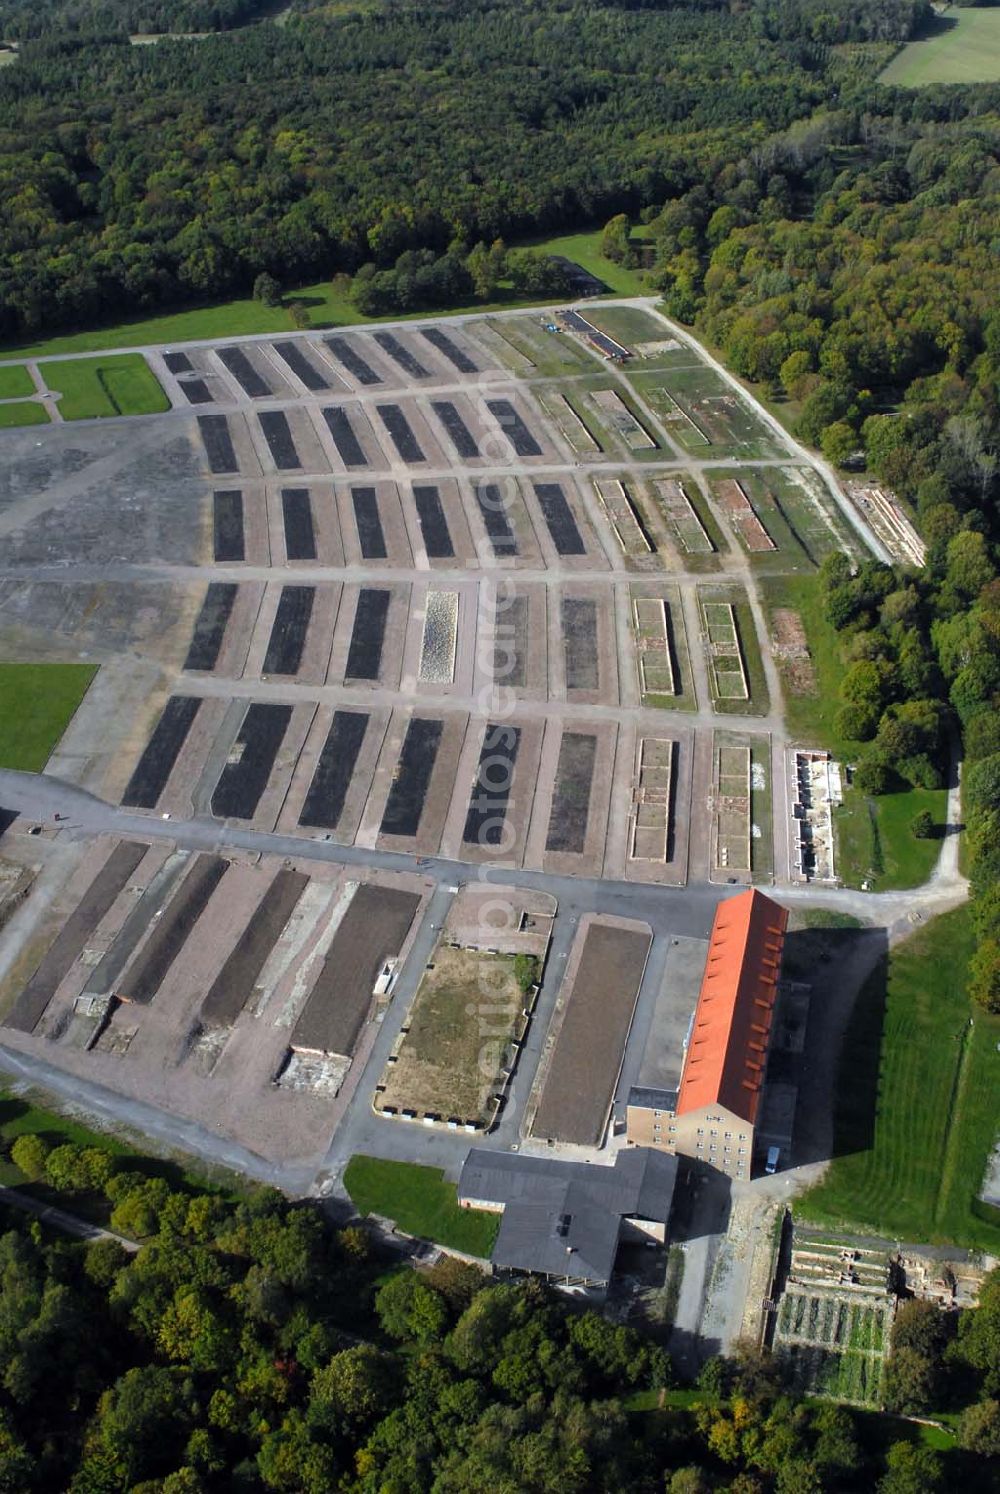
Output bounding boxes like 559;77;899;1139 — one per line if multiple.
880;6;1000;86
0;1089;140;1187
0;364;33;399
0;402;49;428
0;662;97;770
38;354;169;419
0;230;645;362
801;907;1000;1253
0;1085;243;1204
765;572;946;889
343;1154;499;1256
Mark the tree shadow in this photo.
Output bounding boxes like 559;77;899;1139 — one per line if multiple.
0;1097;29;1128
669;1325;722;1376
910;9;959;41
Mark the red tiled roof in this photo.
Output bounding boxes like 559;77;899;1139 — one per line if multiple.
676;889;788;1126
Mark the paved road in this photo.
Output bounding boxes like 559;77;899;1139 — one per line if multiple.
0;767;728;930
1;763;967;922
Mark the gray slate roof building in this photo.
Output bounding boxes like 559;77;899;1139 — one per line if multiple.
458;1147;678;1287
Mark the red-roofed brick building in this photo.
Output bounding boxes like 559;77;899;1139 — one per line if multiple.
626;889;787;1178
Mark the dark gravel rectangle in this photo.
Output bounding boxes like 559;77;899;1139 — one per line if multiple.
345;589;390;680
374;331;428;379
211;703;292;819
123;695;202;808
377;403;425;463
463;722;521;847
121;855;229;1005
493;594;527;687
534;482;586;555
197;414;238;474
184;582;238;671
272;341;330;391
200;868;308;1027
351;486;386;558
474;482;518;556
324;336;381;386
218;345;272;398
545;732;597;853
380;717;443;837
323;406;367;467
487;398;542;457
263;585;315;676
421;325;478;373
291;885;420;1056
562;596;599;689
560;309;628;360
412;485;454;558
432;400;479;459
181;379;214;405
164;351;193;374
213;490;245;562
532;924;651;1145
281;488;317;561
259;409;301;470
6;841;147;1033
298;710;369;829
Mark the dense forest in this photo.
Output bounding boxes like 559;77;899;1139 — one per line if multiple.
0;1136;998;1490
0;0;931;339
636;66;1000;1001
0;0;276;41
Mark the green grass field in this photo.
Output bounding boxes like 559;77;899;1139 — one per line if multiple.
833;783;946;891
0;401;49;428
733;466;855;569
802;907;1000;1253
38;354;169;420
0;364;33;399
0;229;642;362
581;303;667;344
632;362;784;460
880;7;1000;86
343;1154;499;1257
0;662;97;771
520;228;647;297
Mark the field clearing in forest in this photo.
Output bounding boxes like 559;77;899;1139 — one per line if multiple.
880;8;1000;85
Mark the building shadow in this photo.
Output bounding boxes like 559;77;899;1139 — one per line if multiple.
777;925;890;1168
669;1160;732;1244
